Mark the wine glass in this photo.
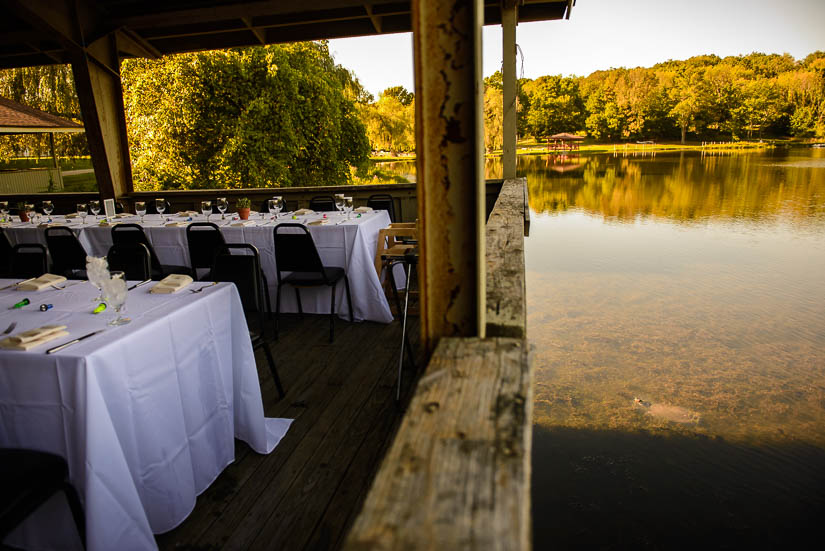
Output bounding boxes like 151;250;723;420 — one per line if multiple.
155;198;166;217
102;271;130;325
86;256;109;302
201;200;212;222
42;200;54;219
216;197;228;220
334;194;345;216
344;196;353;219
0;201;7;221
135;201;147;224
268;197;283;219
76;203;87;225
89;200;100;221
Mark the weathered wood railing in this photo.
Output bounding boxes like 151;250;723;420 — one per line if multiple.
342;178;531;550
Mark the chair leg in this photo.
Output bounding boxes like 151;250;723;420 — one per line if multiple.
261;271;273;320
63;482;86;549
344;274;354;322
275;284;282;340
259;341;285;398
295;287;303;316
388;261;402;317
329;283;336;343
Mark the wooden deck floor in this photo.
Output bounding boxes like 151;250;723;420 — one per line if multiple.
156;312;420;551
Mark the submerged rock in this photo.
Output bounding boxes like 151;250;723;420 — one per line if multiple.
633;397;701;425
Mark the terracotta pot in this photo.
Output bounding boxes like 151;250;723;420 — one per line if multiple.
18;210;29;223
238;207;250;220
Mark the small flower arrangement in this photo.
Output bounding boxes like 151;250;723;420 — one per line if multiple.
236;197;251;219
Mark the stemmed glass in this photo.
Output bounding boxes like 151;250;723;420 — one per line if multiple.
86;256;109;302
89;200;100;221
0;201;7;222
102;271;130;325
334;194;345;217
216;197;228;220
24;203;36;225
344;196;353;219
42;200;54;219
201;200;212;222
76;203;87;225
268;197;283;220
155;198;166;218
135;201;147;224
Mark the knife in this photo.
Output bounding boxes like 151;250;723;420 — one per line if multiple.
0;277;35;291
128;279;152;291
45;330;105;355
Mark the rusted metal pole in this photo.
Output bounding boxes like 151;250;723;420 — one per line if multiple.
502;0;518;179
413;0;486;355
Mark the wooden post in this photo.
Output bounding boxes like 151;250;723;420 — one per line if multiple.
502;0;518;180
71;34;133;200
413;0;486;355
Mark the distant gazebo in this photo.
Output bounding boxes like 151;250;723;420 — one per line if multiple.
0;96;84;192
546;132;585;151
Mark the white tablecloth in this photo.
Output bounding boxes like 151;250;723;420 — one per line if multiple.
0;279;292;550
4;211;394;323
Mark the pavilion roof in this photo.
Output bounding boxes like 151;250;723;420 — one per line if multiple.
0;96;84;134
549;132;585;140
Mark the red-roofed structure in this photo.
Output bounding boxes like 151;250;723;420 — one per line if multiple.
0;96;84;134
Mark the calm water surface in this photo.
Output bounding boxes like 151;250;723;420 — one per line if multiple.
520;149;825;549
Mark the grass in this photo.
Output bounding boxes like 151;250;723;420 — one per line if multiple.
0;156;93;171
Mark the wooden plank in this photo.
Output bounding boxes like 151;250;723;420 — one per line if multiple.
485;178;527;338
342;337;532;551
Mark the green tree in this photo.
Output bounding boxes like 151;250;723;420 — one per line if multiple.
381;85;413;106
522;75;585;139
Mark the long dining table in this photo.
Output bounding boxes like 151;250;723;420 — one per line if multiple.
0;278;292;551
3;209;395;323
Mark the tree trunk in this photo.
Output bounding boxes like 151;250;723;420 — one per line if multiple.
680;123;687;144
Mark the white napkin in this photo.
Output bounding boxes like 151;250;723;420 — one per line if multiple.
165;221;190;227
17;274;67;291
176;211;199;217
0;325;69;351
307;219;329;226
354;206;373;213
294;208;314;215
150;274;193;294
230;220;256;227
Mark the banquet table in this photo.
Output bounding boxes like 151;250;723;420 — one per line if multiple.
3;210;395;323
0;278;292;551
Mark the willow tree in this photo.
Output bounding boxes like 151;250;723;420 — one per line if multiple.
121;42;370;190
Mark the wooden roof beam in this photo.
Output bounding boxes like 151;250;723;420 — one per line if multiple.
241;17;267;45
364;5;383;33
116;28;162;59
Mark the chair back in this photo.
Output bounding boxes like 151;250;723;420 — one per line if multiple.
367;193;397;222
107;243;151;281
211;243;265;317
186;222;225;273
111;224;162;274
0;229;13;277
10;244;47;278
44;226;88;277
309;196;336;212
273;223;327;283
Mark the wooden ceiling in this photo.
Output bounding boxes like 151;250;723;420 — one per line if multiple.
0;0;572;69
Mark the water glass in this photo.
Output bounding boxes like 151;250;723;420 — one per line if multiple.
102;271;130;325
86;256;109;302
76;203;87;224
42;200;54;217
268;197;283;218
216;197;228;219
334;194;345;215
344;196;353;219
0;201;7;220
89;200;100;220
155;198;166;217
201;200;212;222
135;201;147;224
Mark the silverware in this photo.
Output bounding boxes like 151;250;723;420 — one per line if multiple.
45;329;105;355
2;321;17;335
190;282;218;293
0;277;35;291
128;279;152;291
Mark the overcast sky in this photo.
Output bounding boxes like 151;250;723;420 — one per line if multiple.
329;0;825;98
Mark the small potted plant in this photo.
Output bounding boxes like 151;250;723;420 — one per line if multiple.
236;197;251;220
16;202;29;222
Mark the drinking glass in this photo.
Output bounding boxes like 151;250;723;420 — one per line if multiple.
42;200;54;218
0;201;7;221
86;256;109;302
155;198;166;217
102;271;130;325
344;196;353;219
135;201;147;224
268;197;283;219
201;200;212;222
25;203;36;224
76;203;87;225
216;197;228;219
89;200;100;220
334;194;345;216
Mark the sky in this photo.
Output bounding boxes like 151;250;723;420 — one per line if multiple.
328;0;825;98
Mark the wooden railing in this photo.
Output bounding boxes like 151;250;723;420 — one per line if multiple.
342;178;531;550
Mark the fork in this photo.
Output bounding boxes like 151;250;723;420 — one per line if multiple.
2;321;17;335
190;282;218;293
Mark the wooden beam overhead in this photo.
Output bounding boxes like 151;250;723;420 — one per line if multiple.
364;5;383;33
241;17;267;45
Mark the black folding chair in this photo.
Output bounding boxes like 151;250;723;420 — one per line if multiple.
273;223;353;342
0;448;85;549
0;229;13;277
212;244;284;398
367;193;397;222
45;226;89;279
10;243;47;278
107;242;152;281
111;224;190;280
186;222;226;280
308;196;337;212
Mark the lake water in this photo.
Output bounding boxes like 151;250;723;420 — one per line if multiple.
520;149;825;549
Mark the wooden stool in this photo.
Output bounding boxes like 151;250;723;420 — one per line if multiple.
374;223;418;315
